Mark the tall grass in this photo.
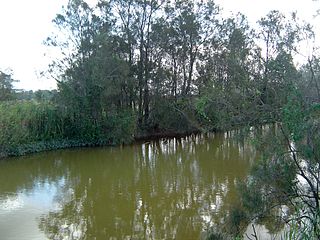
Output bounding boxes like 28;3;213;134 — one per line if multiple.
0;101;136;157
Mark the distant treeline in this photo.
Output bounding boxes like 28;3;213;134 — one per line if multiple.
15;89;58;101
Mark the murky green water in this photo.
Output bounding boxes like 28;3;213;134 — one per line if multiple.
0;132;258;239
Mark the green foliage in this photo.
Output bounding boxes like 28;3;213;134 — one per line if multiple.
148;98;196;134
42;0;310;140
226;207;249;235
0;101;136;157
102;110;136;144
195;88;264;131
1;3;320;239
284;206;320;239
220;88;320;239
204;231;225;240
0;101;62;156
0;71;16;101
0;0;316;170
282;90;306;142
15;90;58;101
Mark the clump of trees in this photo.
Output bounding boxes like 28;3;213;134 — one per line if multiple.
0;0;315;153
0;0;318;165
46;0;311;135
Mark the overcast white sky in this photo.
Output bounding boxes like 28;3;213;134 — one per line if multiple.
0;0;319;90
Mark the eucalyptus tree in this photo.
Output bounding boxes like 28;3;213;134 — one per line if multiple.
195;14;261;129
197;13;258;91
256;11;307;107
266;51;299;111
104;0;220;127
221;15;264;124
100;0;138;109
47;0;137;144
167;0;219;96
105;0;165;125
47;0;100;117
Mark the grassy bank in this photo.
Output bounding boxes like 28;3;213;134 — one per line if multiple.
0;100;200;158
0;101;136;158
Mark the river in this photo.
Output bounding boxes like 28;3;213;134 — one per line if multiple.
0;131;278;239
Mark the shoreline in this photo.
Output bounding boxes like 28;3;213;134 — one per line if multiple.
0;129;202;160
0;120;277;160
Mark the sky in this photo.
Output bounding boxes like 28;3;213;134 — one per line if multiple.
0;0;68;90
0;0;319;91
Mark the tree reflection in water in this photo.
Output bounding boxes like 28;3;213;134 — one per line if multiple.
0;132;256;239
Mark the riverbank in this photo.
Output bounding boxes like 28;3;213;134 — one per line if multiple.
0;99;278;159
0;101;136;159
0;128;202;159
0;120;276;160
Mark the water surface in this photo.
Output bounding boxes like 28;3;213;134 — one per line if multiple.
0;132;257;239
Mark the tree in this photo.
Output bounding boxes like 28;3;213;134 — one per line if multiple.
46;0;136;143
195;14;261;130
215;89;320;239
0;70;16;101
298;55;320;102
265;51;299;109
256;11;308;107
